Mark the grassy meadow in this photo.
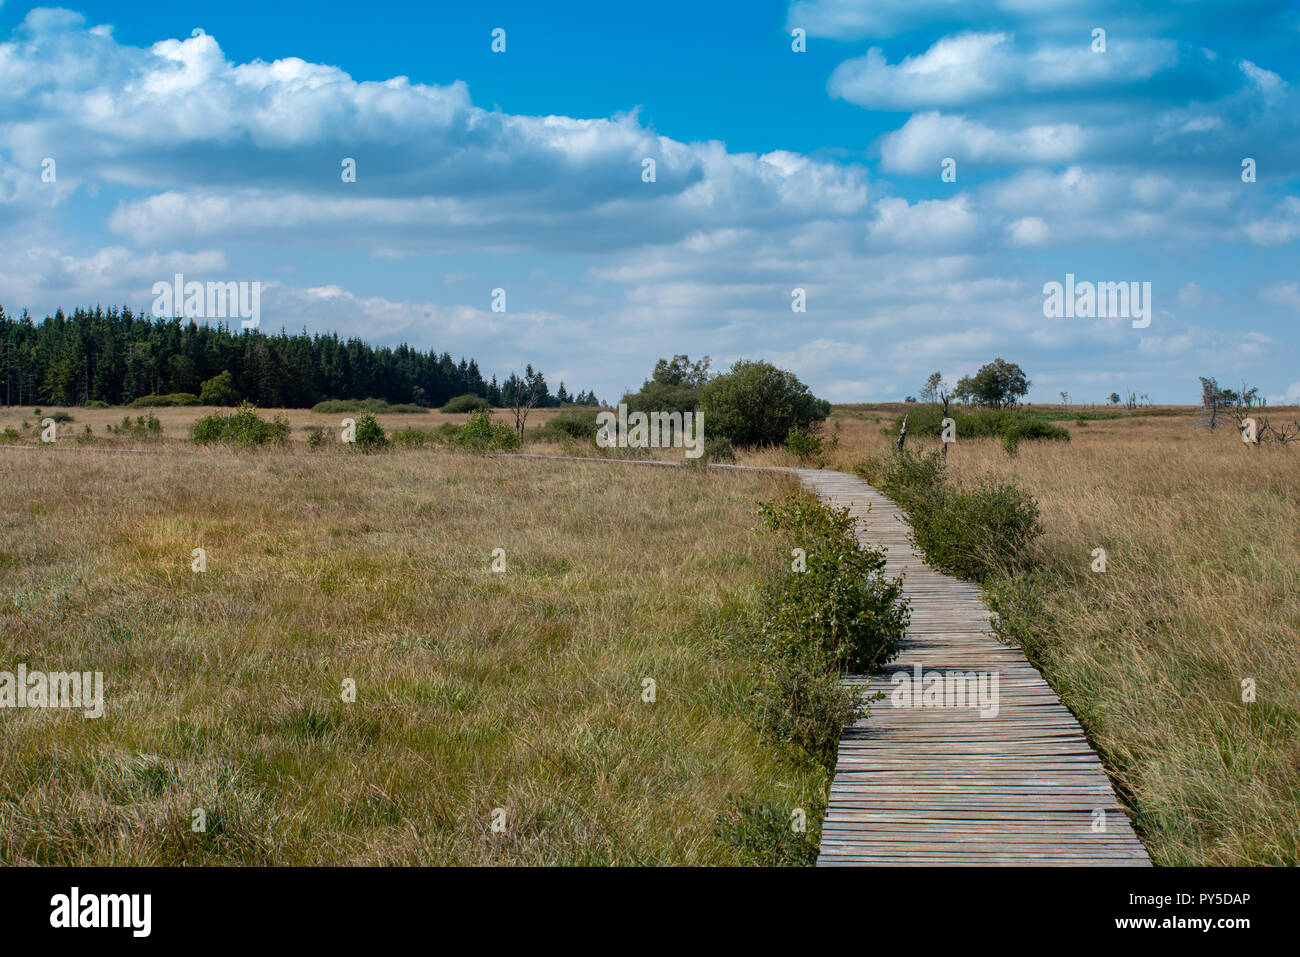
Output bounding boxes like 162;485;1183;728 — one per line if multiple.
0;402;570;447
0;429;840;864
2;398;1297;866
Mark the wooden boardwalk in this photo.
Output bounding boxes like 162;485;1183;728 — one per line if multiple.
796;469;1149;867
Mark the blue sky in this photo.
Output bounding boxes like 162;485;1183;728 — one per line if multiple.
1;0;1298;404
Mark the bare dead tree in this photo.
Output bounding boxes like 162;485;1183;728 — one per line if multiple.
1225;394;1249;438
1221;384;1293;449
895;413;908;453
1269;419;1300;446
508;368;542;441
1254;415;1300;447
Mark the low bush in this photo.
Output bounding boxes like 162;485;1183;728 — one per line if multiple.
863;449;1043;582
859;448;945;512
704;436;735;464
439;394;491;414
190;415;224;444
784;426;823;464
198;370;239;406
46;411;74;423
391;426;434;448
745;495;910;769
84;399;110;409
995;413;1068;442
543;408;599;442
757;497;909;673
1002;426;1024;455
750;652;864;768
909;480;1043;581
312;398;380;414
226;404;289;447
454;410;519;452
129;393;200;407
191;402;289;447
885;406;1069;443
880;405;941;438
715;794;819;866
108;413;162;439
351;413;387;451
310;398;428;415
304;425;331;448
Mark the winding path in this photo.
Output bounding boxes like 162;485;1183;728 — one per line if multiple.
470;454;1151;863
796;468;1149;866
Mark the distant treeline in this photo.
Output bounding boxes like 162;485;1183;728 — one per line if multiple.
0;305;599;409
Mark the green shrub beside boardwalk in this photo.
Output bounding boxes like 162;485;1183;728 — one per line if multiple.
717;493;910;865
862;449;1043;583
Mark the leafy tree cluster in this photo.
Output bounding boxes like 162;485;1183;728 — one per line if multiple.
0;304;598;409
621;354;830;447
702;360;831;446
953;358;1030;409
621;354;716;414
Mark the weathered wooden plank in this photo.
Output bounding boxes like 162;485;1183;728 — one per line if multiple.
798;468;1150;867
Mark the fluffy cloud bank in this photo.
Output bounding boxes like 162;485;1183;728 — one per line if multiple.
0;11;868;254
0;6;1295;405
829;32;1182;111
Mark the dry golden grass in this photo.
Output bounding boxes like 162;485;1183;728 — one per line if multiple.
5;400;1296;865
0;436;828;864
0;403;566;446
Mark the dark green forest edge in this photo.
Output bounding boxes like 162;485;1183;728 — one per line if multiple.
0;306;599;409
